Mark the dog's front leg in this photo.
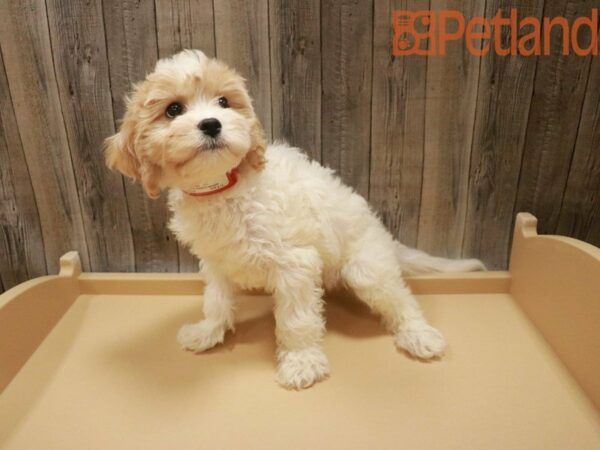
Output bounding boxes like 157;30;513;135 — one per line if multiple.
271;248;329;389
177;274;235;352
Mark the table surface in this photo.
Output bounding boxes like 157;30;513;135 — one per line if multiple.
1;292;599;450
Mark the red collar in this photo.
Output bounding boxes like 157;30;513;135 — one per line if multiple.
183;168;239;197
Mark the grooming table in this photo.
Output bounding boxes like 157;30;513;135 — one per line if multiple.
1;213;599;449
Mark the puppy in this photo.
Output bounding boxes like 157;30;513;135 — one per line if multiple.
105;50;484;389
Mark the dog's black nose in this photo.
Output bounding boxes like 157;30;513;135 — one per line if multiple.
198;118;222;138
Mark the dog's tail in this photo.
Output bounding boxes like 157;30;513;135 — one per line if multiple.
394;242;486;275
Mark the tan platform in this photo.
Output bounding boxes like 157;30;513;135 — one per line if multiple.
1;213;599;449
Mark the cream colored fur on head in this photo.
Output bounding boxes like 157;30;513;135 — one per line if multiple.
105;49;485;389
105;50;266;198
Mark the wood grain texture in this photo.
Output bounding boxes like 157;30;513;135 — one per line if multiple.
104;0;180;272
321;0;374;197
155;0;215;271
556;56;600;247
156;0;216;58
0;0;90;274
213;0;271;139
514;0;595;235
417;0;485;258
45;0;134;272
269;0;321;161
0;49;46;289
462;0;544;269
0;1;599;291
369;0;428;248
104;0;159;120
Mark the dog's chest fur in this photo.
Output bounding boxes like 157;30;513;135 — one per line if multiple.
168;188;277;289
166;144;372;291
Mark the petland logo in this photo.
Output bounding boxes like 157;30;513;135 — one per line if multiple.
393;9;599;56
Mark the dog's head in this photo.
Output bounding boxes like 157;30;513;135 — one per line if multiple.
104;50;266;198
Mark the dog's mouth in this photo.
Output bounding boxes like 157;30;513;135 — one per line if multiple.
175;140;230;169
199;138;225;151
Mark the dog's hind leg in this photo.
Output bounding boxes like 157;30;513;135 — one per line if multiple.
394;242;486;275
341;239;446;359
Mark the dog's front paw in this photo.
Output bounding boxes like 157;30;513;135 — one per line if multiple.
276;347;330;390
177;321;226;352
395;321;446;359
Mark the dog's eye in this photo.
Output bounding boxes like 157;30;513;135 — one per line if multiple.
218;97;229;108
165;102;184;118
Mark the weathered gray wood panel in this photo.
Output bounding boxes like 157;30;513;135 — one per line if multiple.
269;0;322;161
417;0;485;258
369;0;428;248
462;0;544;269
0;1;599;292
156;0;216;58
45;0;135;272
321;0;374;197
104;0;181;272
155;0;216;271
556;56;600;247
213;0;272;139
0;0;90;274
105;0;159;120
514;0;595;235
0;50;46;290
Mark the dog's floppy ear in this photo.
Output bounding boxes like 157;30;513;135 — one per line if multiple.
104;126;161;199
244;117;267;171
104;130;140;180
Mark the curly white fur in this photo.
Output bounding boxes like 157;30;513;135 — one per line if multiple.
105;50;485;390
169;143;483;388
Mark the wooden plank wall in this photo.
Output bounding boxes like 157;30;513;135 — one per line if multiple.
0;0;598;292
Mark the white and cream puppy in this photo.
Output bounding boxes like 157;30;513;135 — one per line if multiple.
105;49;484;389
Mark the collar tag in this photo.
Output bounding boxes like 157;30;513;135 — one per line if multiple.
184;169;238;197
